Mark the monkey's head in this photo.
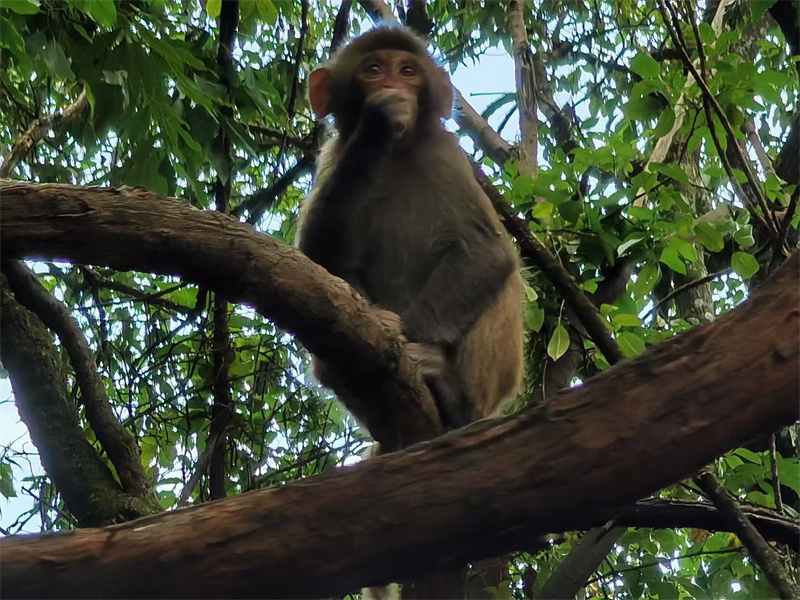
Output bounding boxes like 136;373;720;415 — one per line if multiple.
308;26;454;141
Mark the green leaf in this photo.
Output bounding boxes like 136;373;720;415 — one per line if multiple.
42;38;75;80
531;201;554;219
75;0;117;27
694;221;725;252
0;0;39;14
256;0;278;24
206;0;222;17
651;162;689;185
524;303;544;333
617;234;646;256
731;252;759;279
671;237;697;262
613;313;642;328
653;106;675;138
632;262;660;298
751;0;777;22
617;331;646;357
733;224;755;248
0;16;24;53
0;462;16;499
630;53;661;80
547;325;570;361
660;245;686;275
623;95;662;122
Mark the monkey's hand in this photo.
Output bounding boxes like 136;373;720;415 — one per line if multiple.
374;307;406;341
363;89;418;142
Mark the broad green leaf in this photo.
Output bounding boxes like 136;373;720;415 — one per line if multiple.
617;331;646;357
733;224;755;248
524;303;544;333
694;221;725;252
623;94;661;122
547;325;570;361
651;162;690;185
531;201;554;219
751;0;777;23
0;16;24;53
632;262;660;298
522;283;538;302
671;237;697;262
617;234;646;256
42;38;75;80
75;0;117;27
206;0;222;17
731;251;759;279
0;462;16;499
613;313;642;328
0;0;38;14
660;245;686;275
653;106;675;138
255;0;278;23
630;53;661;80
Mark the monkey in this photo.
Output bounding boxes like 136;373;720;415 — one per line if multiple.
296;24;523;445
295;25;524;600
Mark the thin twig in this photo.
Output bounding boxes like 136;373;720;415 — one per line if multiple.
770;186;800;273
662;0;778;234
695;469;800;600
644;268;731;323
769;434;785;514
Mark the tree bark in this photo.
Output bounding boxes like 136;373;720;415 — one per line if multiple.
0;275;161;527
0;180;442;452
0;252;797;599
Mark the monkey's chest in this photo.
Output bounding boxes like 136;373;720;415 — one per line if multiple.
351;185;451;310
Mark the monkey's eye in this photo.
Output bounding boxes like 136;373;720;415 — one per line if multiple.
399;64;418;77
363;63;382;77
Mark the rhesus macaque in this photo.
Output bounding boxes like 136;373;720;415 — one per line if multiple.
297;25;523;440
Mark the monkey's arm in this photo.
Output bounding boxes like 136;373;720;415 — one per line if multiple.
298;105;397;272
402;222;518;346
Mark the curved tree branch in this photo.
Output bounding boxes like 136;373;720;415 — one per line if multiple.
0;180;442;451
0;251;797;598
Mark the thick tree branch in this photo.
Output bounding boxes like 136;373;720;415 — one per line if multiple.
1;261;154;500
0;252;797;598
0;180;442;451
0;274;161;527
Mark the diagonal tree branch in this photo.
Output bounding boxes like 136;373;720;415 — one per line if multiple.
1;261;154;500
695;470;800;599
0;273;161;526
0;180;442;452
0;251;797;597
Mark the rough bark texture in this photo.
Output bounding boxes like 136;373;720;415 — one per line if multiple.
0;180;441;451
0;275;161;527
1;261;156;501
1;253;797;599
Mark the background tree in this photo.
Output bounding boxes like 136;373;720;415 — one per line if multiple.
0;0;798;598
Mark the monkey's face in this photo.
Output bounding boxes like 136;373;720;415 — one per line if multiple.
356;50;424;139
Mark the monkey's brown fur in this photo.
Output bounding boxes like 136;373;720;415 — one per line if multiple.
298;25;523;437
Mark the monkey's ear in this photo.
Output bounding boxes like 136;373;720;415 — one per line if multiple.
309;67;333;117
432;67;454;120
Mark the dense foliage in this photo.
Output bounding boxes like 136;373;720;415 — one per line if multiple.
0;0;797;598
